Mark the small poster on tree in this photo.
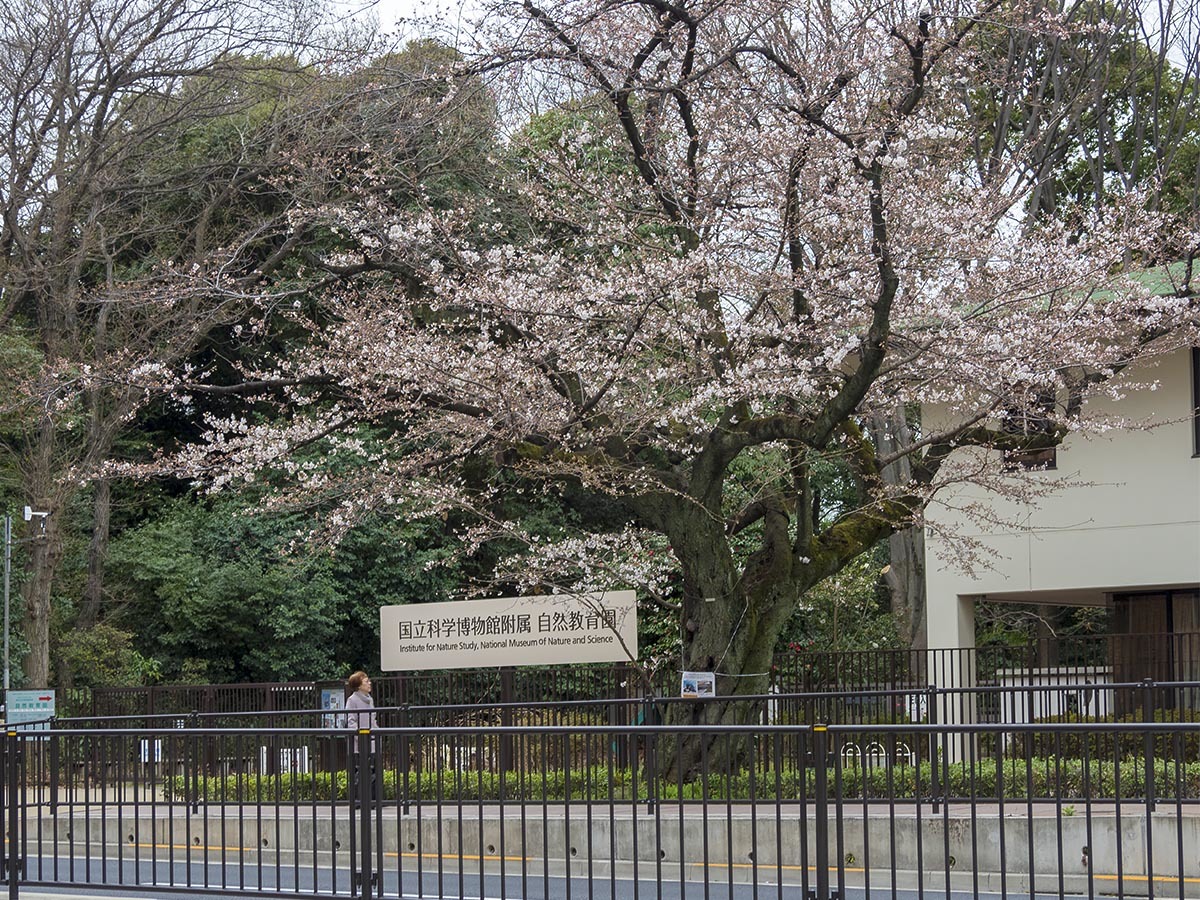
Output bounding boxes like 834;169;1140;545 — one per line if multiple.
681;672;716;699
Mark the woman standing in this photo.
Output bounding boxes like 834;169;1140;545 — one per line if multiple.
344;671;377;732
345;670;379;804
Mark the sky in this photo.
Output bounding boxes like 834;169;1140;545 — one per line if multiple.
350;0;481;44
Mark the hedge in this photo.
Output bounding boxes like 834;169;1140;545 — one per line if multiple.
1003;709;1200;759
165;757;1200;804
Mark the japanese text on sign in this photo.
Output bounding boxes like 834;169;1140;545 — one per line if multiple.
396;608;617;641
380;591;637;671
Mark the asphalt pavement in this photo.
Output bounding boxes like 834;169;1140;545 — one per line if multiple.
11;853;1108;900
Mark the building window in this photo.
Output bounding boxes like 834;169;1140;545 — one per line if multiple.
1192;346;1200;457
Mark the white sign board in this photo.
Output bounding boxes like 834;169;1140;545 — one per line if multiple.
380;590;638;671
5;689;55;735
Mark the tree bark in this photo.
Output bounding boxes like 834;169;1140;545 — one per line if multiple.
21;505;62;689
658;501;805;777
79;477;111;630
873;409;927;649
885;528;926;649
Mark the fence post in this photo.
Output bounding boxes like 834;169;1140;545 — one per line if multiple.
643;694;657;813
202;694;216;775
400;703;411;816
1142;678;1155;814
499;667;514;776
6;730;20;900
813;724;830;900
610;693;629;769
927;684;940;814
356;730;373;900
189;710;200;813
48;728;58;819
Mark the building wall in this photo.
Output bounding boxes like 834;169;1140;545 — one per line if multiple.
923;346;1200;651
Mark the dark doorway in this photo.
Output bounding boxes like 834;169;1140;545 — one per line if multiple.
1111;589;1200;712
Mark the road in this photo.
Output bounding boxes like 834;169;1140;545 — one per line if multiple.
10;851;1151;900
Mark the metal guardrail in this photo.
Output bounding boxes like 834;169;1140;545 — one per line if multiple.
2;711;1198;899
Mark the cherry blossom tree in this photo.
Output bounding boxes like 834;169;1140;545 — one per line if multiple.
179;0;1198;765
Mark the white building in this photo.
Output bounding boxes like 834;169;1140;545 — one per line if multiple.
922;345;1200;719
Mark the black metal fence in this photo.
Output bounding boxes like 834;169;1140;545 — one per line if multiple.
46;677;1200;769
15;630;1196;721
3;686;1200;899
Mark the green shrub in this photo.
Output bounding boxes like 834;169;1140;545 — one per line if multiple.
165;757;1200;804
1005;709;1200;760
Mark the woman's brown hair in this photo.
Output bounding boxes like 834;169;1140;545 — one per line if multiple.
347;671;368;692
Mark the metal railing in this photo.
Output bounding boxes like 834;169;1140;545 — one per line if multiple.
12;630;1198;720
49;677;1200;762
3;690;1199;898
35;678;1200;804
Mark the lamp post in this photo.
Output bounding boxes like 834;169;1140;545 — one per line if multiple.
4;506;49;693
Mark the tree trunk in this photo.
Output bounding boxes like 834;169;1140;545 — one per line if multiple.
663;577;795;779
872;408;927;649
22;416;67;689
79;477;111;630
660;660;773;779
54;479;113;693
22;510;62;689
885;528;926;649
